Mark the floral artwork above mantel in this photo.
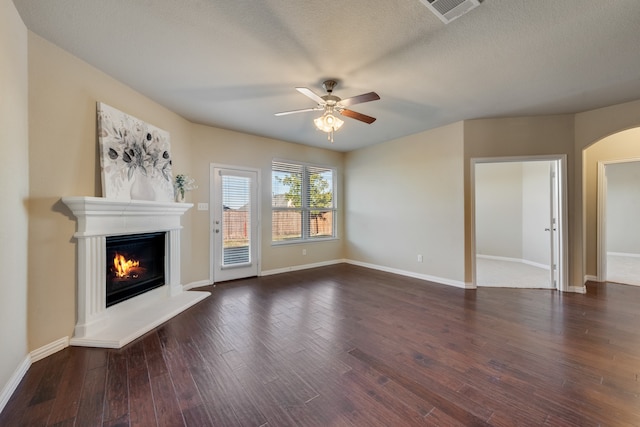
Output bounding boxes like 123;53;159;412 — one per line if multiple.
97;102;174;202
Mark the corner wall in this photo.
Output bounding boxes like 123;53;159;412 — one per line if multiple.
0;0;29;408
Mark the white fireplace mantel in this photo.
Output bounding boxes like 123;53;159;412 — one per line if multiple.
62;196;209;348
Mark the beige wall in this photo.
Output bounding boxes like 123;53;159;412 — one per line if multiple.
27;33;194;350
0;0;29;400
188;124;344;279
345;122;466;285
475;162;523;258
464;116;574;285
583;127;640;275
605;160;640;254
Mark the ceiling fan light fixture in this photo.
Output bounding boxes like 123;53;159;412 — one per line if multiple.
314;113;344;133
314;112;344;143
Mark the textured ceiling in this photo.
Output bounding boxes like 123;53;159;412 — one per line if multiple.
13;0;640;151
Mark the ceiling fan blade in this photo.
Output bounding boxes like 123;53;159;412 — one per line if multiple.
296;87;326;105
340;109;377;124
275;107;322;116
339;91;380;107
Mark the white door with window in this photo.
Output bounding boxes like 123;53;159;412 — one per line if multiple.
210;165;259;282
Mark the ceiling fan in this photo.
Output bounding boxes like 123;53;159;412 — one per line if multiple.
275;80;380;142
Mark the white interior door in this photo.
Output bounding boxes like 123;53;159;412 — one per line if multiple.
211;165;259;282
548;161;560;289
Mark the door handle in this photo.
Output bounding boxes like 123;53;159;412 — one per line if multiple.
215;229;220;233
544;228;557;231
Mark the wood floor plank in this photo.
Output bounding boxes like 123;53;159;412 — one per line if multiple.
157;327;208;413
148;373;185;427
102;351;129;426
127;367;157;427
46;347;91;425
74;365;107;427
3;264;640;425
28;349;69;407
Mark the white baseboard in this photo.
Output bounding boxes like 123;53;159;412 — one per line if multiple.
261;259;345;276
569;285;587;294
607;252;640;258
0;336;69;414
183;280;211;291
477;254;550;270
477;254;520;262
345;259;470;289
30;336;69;363
0;355;30;414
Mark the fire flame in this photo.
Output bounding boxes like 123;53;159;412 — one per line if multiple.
113;252;139;278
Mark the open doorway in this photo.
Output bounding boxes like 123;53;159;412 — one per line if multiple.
597;159;640;286
472;156;567;290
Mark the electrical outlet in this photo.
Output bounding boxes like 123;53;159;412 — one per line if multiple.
302;249;307;256
417;254;423;262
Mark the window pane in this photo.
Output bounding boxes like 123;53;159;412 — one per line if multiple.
272;161;302;208
308;210;334;239
272;209;302;241
222;175;250;266
306;166;334;208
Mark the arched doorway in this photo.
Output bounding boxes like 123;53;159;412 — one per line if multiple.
584;127;640;286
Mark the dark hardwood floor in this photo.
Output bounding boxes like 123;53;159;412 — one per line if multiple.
2;264;640;426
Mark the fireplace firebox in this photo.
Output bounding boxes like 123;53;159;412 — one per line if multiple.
106;232;165;307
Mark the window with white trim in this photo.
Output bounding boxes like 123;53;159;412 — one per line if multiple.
272;160;337;243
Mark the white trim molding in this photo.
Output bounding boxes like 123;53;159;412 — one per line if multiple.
0;356;30;414
1;336;70;414
477;254;551;271
30;336;69;363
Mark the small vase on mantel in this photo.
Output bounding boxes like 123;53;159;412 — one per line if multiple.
174;174;196;203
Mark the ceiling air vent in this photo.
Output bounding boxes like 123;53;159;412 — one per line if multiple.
419;0;481;24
